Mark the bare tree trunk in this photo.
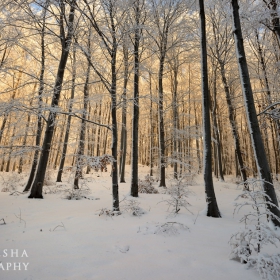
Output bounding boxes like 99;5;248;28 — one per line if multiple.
6;123;16;173
95;102;102;157
0;114;8;144
149;73;154;177
219;62;248;189
53;117;65;170
158;54;166;187
119;44;128;183
194;102;201;173
103;105;111;155
171;68;179;179
18;113;31;174
130;2;141;197
232;0;280;226
29;1;76;198
74;59;90;189
56;48;76;182
255;30;280;152
199;0;221;218
211;67;224;181
24;0;49;192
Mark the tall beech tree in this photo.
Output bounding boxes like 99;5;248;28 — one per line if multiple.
56;47;77;183
18;0;50;191
78;0;124;211
231;0;280;226
149;0;186;187
29;0;76;198
130;0;146;197
199;0;221;218
74;39;90;189
119;41;129;183
207;5;247;187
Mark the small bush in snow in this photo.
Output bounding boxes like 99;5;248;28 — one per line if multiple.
161;177;192;215
155;222;189;236
122;198;145;217
138;175;158;194
1;187;10;192
250;253;280;280
62;184;91;200
229;179;280;279
97;208;121;217
0;172;26;192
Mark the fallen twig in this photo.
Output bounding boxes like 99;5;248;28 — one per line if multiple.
193;211;199;225
10;191;23;196
52;222;65;231
14;208;26;228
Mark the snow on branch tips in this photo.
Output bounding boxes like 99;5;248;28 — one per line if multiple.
69;154;114;174
160;176;193;216
229;179;280;280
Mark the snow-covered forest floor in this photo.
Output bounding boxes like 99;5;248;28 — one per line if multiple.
1;166;280;280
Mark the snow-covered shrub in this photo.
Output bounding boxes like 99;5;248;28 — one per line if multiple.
62;184;91;200
122;198;145;217
162;177;192;215
85;154;114;172
138;175;158;194
97;208;121;217
250;253;280;280
1;186;10;192
155;222;189;236
229;179;280;279
0;172;26;192
43;183;69;194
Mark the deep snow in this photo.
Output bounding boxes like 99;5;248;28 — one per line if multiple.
0;166;279;280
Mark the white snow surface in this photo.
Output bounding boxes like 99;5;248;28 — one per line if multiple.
1;166;275;280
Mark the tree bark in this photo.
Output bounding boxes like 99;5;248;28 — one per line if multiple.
56;48;77;182
74;60;90;189
29;1;76;198
130;1;141;197
231;0;280;226
119;45;128;183
211;67;224;181
158;50;167;187
199;0;221;218
24;0;49;192
149;73;154;177
171;68;179;179
220;62;248;189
